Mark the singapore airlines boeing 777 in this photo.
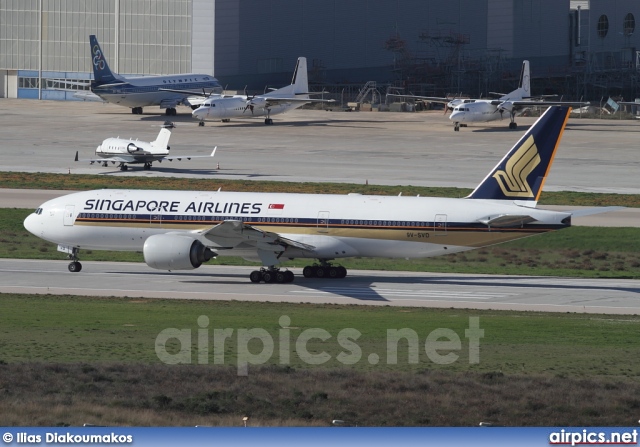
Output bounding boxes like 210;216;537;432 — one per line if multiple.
25;106;572;283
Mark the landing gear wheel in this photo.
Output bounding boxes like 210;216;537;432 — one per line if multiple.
120;164;128;171
249;270;262;283
315;267;326;278
276;271;288;283
303;266;315;278
284;270;295;283
265;118;273;125
198;121;205;127
454;122;460;131
143;163;151;170
68;261;82;273
328;267;339;278
262;271;275;283
337;266;347;278
509;122;517;129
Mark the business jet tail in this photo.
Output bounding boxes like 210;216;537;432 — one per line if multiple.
151;128;172;151
466;106;571;206
89;35;120;85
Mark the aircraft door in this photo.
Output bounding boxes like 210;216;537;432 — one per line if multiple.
63;205;75;226
434;214;447;235
150;211;162;227
317;211;329;233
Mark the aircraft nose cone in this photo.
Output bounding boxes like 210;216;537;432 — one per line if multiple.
192;108;205;120
23;212;40;236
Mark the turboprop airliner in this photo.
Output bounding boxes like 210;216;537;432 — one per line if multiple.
189;57;334;126
74;124;217;171
88;35;222;116
25;106;572;283
389;61;584;131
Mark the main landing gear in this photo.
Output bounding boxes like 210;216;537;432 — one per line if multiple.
165;107;177;116
302;262;347;279
249;268;295;284
131;107;143;114
264;118;274;125
248;262;348;283
119;163;129;171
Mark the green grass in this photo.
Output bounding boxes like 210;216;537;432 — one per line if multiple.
1;294;639;380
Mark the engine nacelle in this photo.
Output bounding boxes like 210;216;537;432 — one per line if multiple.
248;97;267;108
143;234;215;270
127;143;143;154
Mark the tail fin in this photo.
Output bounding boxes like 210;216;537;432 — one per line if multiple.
502;60;530;99
466;106;571;205
268;57;309;97
90;35;118;85
151;128;172;151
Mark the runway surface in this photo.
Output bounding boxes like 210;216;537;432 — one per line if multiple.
2;259;638;315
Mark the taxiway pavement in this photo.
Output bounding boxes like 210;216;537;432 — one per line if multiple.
1;99;639;194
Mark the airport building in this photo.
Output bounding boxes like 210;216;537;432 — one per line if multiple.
1;0;640;101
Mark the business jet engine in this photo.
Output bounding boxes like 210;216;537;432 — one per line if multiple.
127;143;143;154
143;234;216;270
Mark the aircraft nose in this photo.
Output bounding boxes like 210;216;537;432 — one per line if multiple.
192;107;205;120
23;211;41;236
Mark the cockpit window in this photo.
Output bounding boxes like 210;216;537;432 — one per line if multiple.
35;208;42;215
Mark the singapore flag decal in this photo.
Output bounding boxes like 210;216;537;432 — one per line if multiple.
269;204;285;210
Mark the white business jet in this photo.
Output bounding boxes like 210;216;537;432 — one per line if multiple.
88;35;222;116
389;61;585;131
74;124;217;171
190;57;333;126
26;106;573;283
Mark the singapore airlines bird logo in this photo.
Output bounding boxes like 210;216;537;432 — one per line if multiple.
492;135;540;198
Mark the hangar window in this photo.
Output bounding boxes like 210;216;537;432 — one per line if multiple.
624;13;635;36
597;15;609;38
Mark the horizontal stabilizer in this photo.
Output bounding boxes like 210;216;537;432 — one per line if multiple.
477;214;537;227
568;206;626;217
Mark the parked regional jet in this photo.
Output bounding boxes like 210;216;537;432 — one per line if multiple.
189;57;334;126
74;124;217;171
389;61;585;131
88;35;221;116
25;106;573;283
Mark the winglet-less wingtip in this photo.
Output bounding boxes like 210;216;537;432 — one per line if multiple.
74;151;79;162
210;146;217;157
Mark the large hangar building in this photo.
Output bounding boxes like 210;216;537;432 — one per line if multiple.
1;0;639;101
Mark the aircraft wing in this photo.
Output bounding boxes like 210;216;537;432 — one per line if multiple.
74;147;217;165
510;100;589;108
73;91;105;103
386;93;451;103
159;147;217;162
264;97;335;105
158;88;220;97
74;151;136;164
200;220;315;252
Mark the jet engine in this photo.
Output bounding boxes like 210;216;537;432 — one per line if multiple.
143;234;216;270
127;143;143;154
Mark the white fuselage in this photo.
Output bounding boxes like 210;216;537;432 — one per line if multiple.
24;189;570;263
192;96;301;121
92;73;221;109
96;138;168;158
449;100;521;124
